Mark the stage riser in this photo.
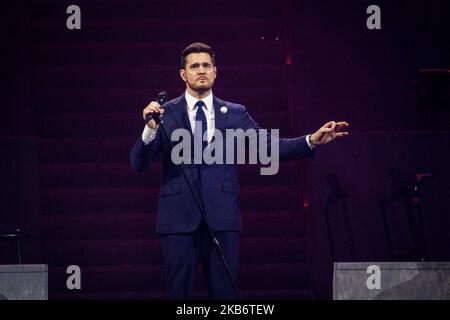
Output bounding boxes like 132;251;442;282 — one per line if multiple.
333;262;450;300
0;265;48;300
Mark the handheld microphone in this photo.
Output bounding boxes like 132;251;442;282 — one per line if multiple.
144;91;168;125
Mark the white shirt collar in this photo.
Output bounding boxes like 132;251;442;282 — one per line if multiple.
185;90;213;113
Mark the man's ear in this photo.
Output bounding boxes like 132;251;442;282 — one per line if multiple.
180;68;187;82
213;66;217;79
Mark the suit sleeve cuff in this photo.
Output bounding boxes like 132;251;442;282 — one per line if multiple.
306;134;316;150
142;125;158;145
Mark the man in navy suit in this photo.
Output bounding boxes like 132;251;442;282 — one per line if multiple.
130;42;349;299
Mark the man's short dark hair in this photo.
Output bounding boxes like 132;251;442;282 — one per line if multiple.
180;42;215;69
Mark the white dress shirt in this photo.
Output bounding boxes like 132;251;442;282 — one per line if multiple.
184;90;215;144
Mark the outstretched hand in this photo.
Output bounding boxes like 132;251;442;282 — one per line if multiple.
310;121;349;146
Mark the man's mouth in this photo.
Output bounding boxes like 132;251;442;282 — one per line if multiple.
197;77;208;81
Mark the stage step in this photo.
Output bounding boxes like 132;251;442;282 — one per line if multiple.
41;236;307;266
36;111;291;138
32;0;282;20
40;162;304;188
39;138;135;164
33;41;286;66
48;263;308;292
33;65;287;91
39;186;304;214
34;88;288;115
33;19;284;44
40;211;307;240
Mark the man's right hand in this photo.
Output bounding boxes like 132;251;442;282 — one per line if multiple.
143;101;165;129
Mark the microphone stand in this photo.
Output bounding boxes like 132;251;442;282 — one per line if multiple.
324;174;356;262
378;170;426;261
413;173;433;261
146;107;240;299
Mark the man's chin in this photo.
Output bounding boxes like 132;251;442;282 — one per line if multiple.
192;84;212;93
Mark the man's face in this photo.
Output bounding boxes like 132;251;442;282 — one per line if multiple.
180;52;217;93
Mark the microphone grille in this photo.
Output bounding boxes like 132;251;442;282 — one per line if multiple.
157;91;168;104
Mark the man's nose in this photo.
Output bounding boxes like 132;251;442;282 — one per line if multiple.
198;66;206;74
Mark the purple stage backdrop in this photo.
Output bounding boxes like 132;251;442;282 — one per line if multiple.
1;0;449;299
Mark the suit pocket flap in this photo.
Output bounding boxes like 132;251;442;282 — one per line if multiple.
160;184;182;196
222;181;239;193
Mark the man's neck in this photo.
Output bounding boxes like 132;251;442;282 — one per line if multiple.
186;87;212;100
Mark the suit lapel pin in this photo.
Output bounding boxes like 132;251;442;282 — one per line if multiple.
220;106;228;113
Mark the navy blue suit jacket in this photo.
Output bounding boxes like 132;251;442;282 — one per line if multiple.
130;94;315;234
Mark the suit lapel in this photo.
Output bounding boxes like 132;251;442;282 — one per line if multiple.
213;96;228;134
167;94;192;134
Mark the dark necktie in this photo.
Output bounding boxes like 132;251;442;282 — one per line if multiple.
194;100;208;153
